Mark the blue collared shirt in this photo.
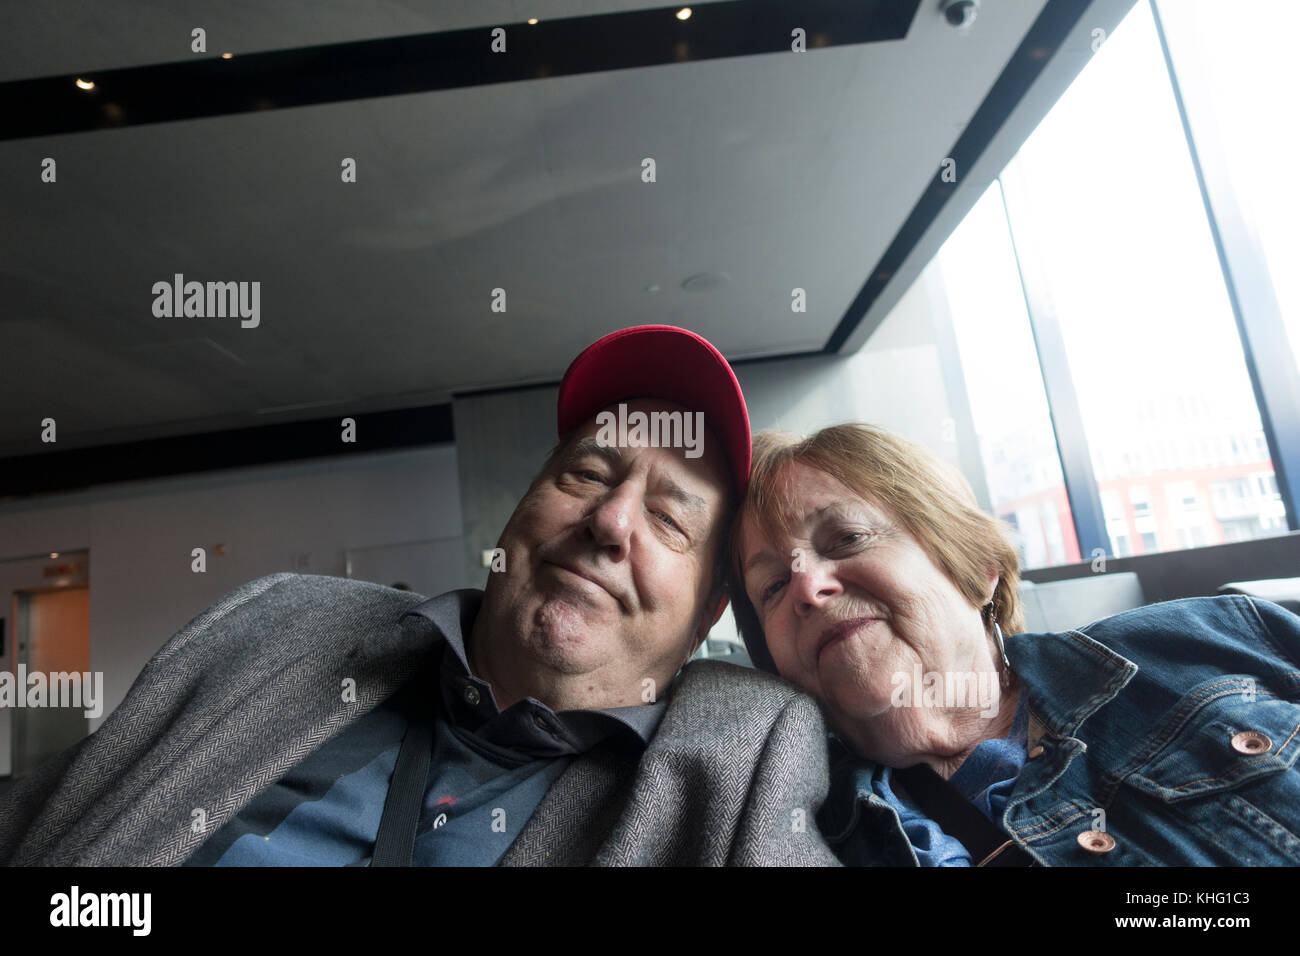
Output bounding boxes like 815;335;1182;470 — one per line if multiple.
848;692;1029;867
185;589;667;866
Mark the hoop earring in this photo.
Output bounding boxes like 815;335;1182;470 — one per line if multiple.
984;601;1012;686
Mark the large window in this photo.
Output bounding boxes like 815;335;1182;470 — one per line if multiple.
937;185;1079;569
916;0;1296;568
1156;0;1300;374
1001;0;1281;557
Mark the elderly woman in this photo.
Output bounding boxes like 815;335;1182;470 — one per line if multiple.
731;423;1300;866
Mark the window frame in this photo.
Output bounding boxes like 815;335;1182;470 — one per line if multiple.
986;0;1300;567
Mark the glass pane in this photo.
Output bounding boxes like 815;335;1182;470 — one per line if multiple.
932;183;1080;569
998;0;1286;557
1157;0;1300;373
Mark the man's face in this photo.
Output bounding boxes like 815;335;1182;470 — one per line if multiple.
482;398;732;703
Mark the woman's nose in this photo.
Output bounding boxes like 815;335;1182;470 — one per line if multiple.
791;557;842;615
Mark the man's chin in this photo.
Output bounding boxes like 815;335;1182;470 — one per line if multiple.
521;598;616;672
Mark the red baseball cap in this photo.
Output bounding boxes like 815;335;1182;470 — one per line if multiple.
556;325;751;495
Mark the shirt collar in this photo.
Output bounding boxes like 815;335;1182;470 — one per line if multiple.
400;589;668;756
1003;626;1139;740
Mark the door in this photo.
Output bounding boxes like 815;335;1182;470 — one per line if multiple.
11;586;91;777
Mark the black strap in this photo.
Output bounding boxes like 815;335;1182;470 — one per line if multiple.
370;716;433;867
893;763;1037;867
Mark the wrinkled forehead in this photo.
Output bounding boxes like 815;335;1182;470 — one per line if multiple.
738;460;885;560
574;399;728;477
562;398;734;520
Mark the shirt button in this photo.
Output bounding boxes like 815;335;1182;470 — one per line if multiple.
463;685;480;706
1231;730;1271;754
1077;831;1116;854
1027;745;1044;759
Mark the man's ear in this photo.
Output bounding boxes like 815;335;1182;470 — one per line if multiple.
691;593;730;653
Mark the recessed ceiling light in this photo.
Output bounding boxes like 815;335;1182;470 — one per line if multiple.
75;78;95;90
681;271;729;292
221;52;233;59
527;18;539;25
676;8;692;20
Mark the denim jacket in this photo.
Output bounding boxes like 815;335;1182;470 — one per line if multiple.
817;596;1300;866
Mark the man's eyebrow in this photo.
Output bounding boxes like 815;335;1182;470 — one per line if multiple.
563;437;623;466
659;478;708;518
563;438;708;521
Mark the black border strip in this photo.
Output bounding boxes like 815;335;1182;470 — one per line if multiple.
824;0;1093;353
0;0;917;141
0;405;453;499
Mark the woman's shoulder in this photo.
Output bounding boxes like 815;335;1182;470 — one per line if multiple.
1067;594;1300;670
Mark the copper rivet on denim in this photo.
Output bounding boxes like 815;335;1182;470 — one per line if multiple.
1230;731;1271;754
1028;745;1045;759
1077;831;1116;854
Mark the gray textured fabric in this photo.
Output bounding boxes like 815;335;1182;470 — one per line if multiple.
0;573;840;866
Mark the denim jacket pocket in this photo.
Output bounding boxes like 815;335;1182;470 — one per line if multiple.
1118;677;1300;864
1126;678;1300;801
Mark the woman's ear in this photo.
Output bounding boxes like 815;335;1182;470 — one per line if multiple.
984;570;1000;606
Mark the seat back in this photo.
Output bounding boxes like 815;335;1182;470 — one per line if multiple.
1018;571;1146;633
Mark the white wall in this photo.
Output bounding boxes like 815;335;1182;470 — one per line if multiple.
737;266;968;467
0;444;463;736
453;385;558;588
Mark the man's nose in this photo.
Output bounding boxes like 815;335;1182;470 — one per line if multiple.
791;558;842;616
584;481;639;557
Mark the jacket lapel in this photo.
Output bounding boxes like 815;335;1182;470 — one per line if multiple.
498;738;637;866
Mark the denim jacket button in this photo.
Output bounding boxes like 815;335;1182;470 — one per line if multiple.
1231;731;1272;754
1027;745;1044;759
1077;831;1116;854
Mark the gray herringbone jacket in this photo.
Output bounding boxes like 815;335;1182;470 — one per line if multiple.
0;573;841;866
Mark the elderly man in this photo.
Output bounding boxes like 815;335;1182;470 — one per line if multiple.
0;326;839;866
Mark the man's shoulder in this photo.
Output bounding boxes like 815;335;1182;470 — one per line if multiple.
207;571;430;616
197;571;428;622
151;573;436;672
5;575;441;866
659;658;821;736
673;657;803;700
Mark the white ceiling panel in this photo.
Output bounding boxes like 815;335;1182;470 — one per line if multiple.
0;0;1118;457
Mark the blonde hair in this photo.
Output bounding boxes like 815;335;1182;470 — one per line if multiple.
730;424;1023;667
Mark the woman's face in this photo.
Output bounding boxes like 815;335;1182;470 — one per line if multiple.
739;462;999;764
